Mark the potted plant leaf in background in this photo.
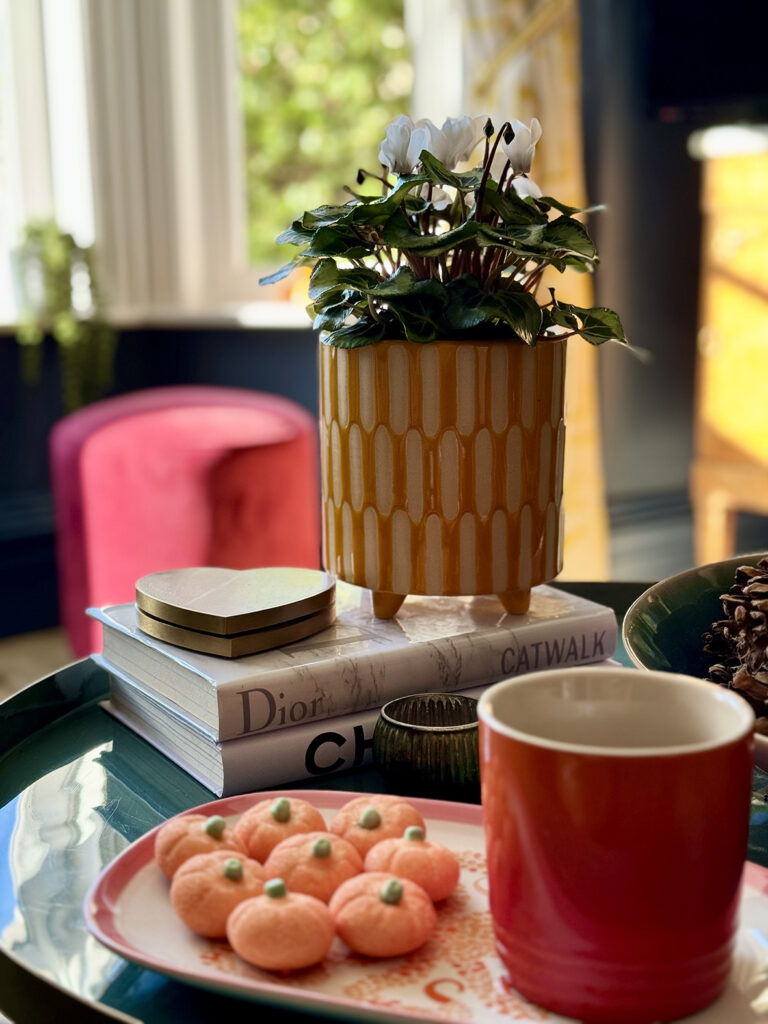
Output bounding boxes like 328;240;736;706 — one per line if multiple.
14;219;115;411
262;115;627;617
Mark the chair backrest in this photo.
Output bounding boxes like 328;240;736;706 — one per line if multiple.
50;386;321;656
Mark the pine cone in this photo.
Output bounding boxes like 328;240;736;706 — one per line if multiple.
704;557;768;718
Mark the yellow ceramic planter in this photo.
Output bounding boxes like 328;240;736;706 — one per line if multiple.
319;338;566;617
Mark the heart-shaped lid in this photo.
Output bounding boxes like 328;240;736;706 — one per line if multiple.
136;602;336;658
135;567;335;636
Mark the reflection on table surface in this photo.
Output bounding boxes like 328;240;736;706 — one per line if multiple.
0;660;388;1022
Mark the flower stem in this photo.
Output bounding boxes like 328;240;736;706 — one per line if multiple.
497;158;512;193
473;122;511;224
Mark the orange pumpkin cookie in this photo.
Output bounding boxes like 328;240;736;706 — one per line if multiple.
233;797;326;862
329;872;437;957
155;814;243;879
364;826;460;902
226;878;335;971
329;795;426;856
263;831;363;903
170;850;266;938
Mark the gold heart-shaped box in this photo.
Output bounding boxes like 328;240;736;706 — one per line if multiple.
135;567;336;657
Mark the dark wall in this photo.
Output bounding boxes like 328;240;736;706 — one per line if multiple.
580;0;702;502
0;326;319;634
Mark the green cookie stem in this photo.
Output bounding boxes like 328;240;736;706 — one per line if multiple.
271;798;291;823
265;878;287;898
223;858;243;880
204;815;226;838
380;879;403;905
312;837;331;858
358;807;381;830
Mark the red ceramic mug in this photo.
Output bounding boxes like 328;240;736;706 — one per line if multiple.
478;667;754;1023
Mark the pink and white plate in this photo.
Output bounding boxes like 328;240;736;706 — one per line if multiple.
84;789;768;1024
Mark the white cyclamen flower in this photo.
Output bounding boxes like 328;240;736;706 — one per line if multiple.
502;118;542;175
379;112;490;175
512;176;543;199
438;115;488;169
378;114;416;174
406;118;444;170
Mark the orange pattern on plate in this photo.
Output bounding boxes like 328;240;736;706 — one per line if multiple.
198;848;551;1021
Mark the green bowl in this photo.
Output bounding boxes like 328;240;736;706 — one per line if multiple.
623;552;768;766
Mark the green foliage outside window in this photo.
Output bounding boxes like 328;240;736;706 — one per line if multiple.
238;0;411;270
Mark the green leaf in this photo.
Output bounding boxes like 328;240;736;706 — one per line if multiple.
482;220;547;247
276;220;314;246
384;291;446;343
300;203;358;230
576;306;628;345
477;184;549;227
536;196;594;216
323;319;386;348
349;175;428;227
363;268;449;343
342;188;380;204
258;258;307;286
308;259;379;301
536;252;596;274
389;307;439;343
542;305;579;332
542;301;628;345
561;254;594;273
443;276;542;343
309;284;366;316
402;194;431;217
308;258;339;299
444;276;489;330
380;217;484;257
312;301;355;331
474;286;543;345
366;266;416;296
542;217;597;259
305;225;371;259
366;268;448;305
419;151;484;192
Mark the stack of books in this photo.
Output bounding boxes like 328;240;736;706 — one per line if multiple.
89;582;618;796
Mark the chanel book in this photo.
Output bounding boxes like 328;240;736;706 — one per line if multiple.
88;582;617;743
98;660;493;797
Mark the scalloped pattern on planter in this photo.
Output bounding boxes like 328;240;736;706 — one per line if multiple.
319;339;566;599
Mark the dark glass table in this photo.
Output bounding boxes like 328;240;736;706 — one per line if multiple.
1;582;766;1023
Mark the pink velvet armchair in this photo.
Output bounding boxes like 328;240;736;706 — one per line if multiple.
49;386;321;656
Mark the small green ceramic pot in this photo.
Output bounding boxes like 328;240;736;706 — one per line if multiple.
372;693;480;803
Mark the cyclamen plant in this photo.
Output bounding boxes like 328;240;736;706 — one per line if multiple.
261;114;627;349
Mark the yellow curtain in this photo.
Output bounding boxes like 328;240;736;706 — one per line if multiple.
461;0;610;579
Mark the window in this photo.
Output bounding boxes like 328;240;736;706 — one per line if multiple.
3;0;466;324
238;0;411;275
1;0;94;325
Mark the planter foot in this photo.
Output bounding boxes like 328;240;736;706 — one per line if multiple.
372;591;406;618
498;589;531;615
